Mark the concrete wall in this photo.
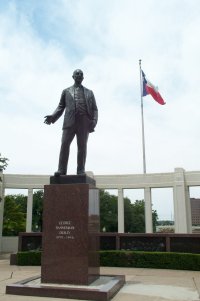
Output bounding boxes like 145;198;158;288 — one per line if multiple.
1;237;18;253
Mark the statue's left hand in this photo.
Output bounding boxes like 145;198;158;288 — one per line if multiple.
89;120;96;132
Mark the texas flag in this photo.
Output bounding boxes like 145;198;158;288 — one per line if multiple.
142;70;166;105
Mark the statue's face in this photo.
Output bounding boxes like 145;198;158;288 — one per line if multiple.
73;69;84;84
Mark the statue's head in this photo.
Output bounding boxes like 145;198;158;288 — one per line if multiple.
72;69;84;85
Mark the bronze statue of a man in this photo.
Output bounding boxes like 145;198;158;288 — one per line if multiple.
44;69;98;176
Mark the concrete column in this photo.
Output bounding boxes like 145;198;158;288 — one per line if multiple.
173;168;192;233
26;188;33;232
144;187;153;233
0;172;4;252
118;188;124;233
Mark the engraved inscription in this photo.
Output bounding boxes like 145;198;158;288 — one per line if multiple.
55;220;75;240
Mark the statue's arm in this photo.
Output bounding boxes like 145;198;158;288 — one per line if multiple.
88;91;98;132
91;92;98;127
44;90;66;125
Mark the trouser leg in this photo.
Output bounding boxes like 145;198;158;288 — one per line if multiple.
76;115;90;174
57;128;75;174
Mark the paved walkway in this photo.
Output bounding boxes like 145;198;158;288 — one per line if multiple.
0;253;200;301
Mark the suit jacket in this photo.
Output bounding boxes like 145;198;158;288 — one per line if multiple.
51;85;98;132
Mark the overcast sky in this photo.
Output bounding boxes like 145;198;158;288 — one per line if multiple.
1;0;200;220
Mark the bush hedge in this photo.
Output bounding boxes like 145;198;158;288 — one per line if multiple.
17;251;41;266
100;251;200;270
16;250;200;271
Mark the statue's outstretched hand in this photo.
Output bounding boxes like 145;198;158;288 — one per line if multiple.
44;115;53;125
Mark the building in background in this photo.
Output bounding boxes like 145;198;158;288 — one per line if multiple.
191;198;200;226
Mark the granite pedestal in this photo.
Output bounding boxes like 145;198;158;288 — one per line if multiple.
6;175;125;300
41;179;100;285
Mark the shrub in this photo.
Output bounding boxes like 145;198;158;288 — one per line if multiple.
100;251;200;271
17;251;41;266
16;250;200;271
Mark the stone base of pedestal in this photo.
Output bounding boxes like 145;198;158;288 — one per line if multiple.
6;274;125;301
6;175;126;299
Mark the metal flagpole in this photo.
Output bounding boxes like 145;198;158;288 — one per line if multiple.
139;59;146;174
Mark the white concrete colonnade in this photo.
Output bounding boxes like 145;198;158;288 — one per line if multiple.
0;167;199;252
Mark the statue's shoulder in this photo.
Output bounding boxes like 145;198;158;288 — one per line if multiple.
82;85;89;91
83;86;93;95
65;85;74;92
62;86;74;97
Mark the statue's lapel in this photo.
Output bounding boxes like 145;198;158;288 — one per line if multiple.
68;86;74;99
83;87;89;102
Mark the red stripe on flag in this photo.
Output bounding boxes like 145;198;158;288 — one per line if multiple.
146;85;166;105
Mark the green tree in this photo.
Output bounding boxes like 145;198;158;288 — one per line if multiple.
2;190;158;235
3;194;27;236
32;190;44;232
126;199;146;232
3;190;44;235
100;190;158;233
100;190;118;232
126;199;158;233
124;197;135;232
0;153;9;171
152;206;158;232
